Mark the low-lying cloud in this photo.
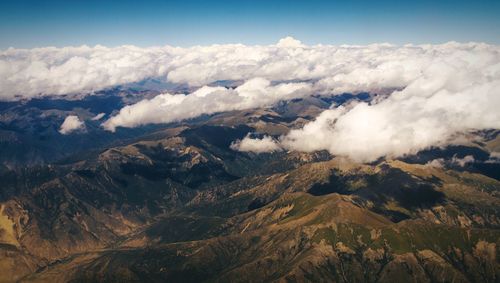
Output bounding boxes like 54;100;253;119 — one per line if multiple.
91;113;105;121
2;38;499;162
277;50;500;161
59;115;84;135
426;155;476;168
278;81;499;162
102;78;311;131
230;134;282;153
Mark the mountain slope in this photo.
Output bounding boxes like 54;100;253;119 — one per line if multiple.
0;97;498;282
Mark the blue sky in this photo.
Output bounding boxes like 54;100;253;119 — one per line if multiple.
0;0;499;48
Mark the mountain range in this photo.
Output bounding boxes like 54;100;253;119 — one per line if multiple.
0;88;498;282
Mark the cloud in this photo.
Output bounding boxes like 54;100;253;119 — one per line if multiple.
2;38;500;162
272;46;500;162
275;36;305;48
0;45;173;100
426;154;477;168
102;78;311;131
425;159;445;168
490;152;500;159
450;155;475;167
485;152;500;163
2;39;497;101
59;115;84;135
230;134;282;153
425;155;476;168
91;113;105;121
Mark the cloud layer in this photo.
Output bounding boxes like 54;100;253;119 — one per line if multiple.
102;78;311;131
2;38;499;161
3;39;497;100
276;48;500;161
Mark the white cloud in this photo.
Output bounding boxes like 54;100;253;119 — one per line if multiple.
490;152;500;158
275;36;305;48
0;45;173;100
91;113;105;120
2;38;500;162
2;39;498;101
273;46;500;162
230;134;282;153
486;152;500;163
425;159;445;168
425;155;476;168
450;155;475;167
59;115;84;135
102;78;311;131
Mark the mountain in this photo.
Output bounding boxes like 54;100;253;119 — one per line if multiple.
0;92;498;282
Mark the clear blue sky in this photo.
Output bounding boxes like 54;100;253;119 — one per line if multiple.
0;0;499;49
